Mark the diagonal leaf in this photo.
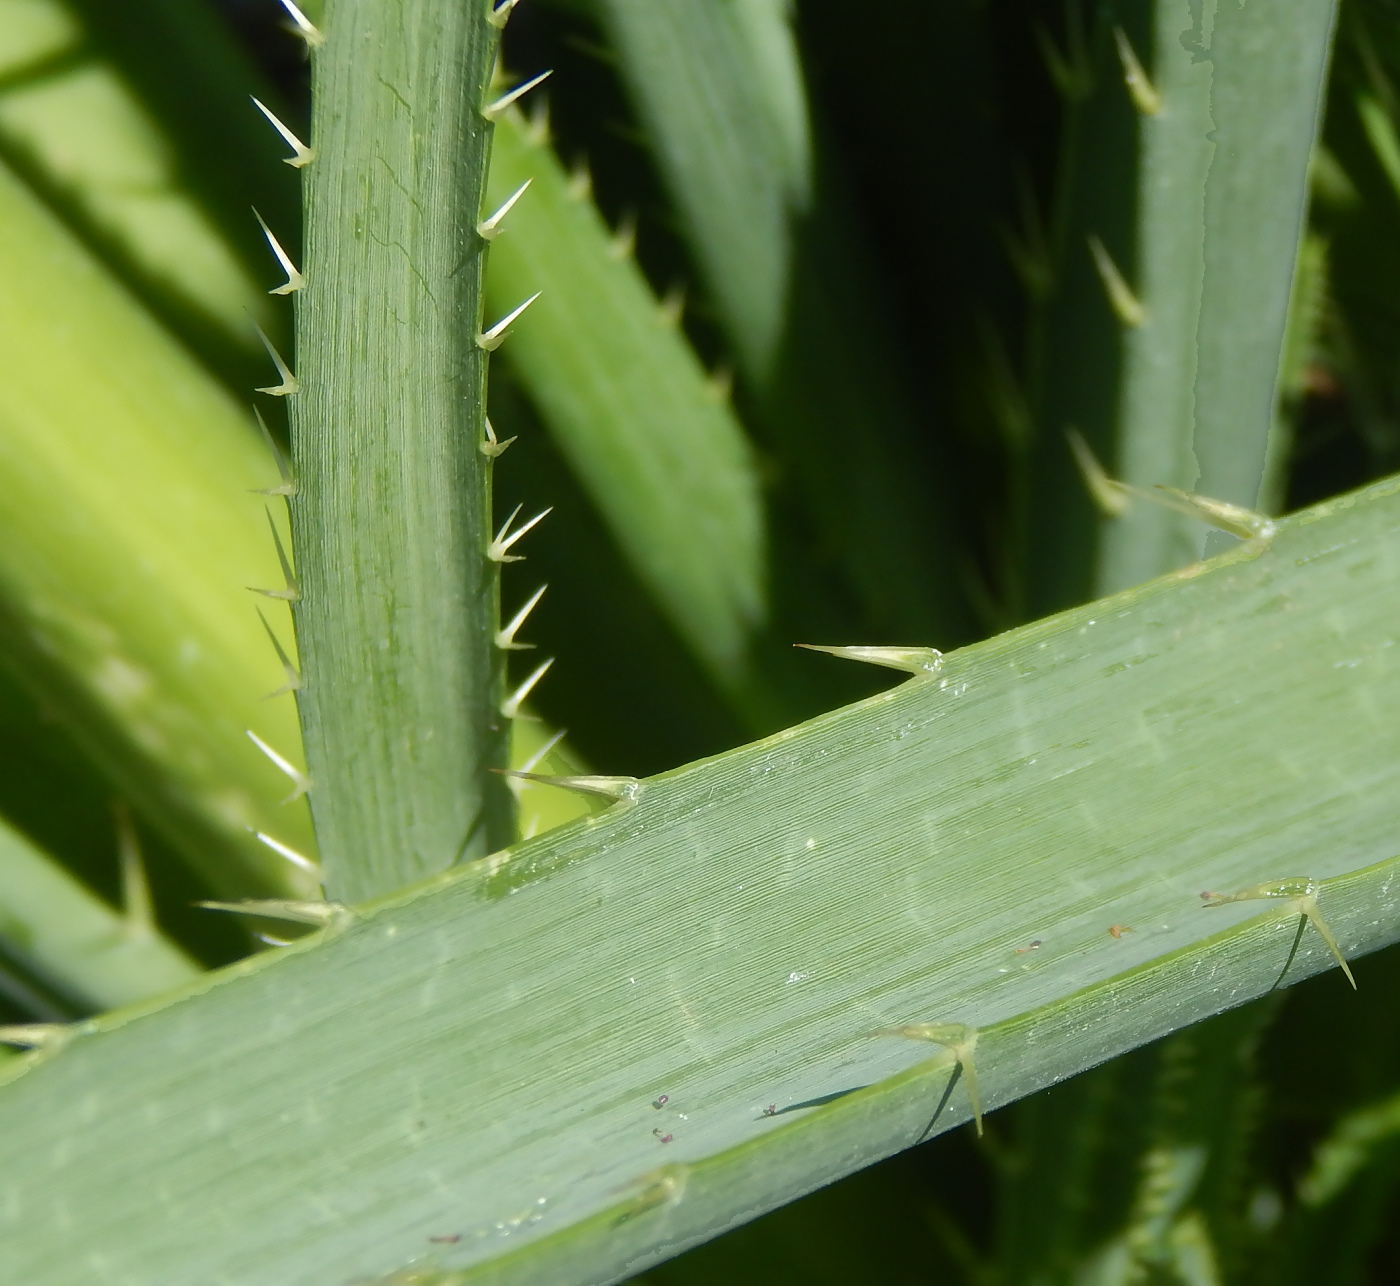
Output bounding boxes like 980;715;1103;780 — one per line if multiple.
594;0;970;645
483;111;766;699
1024;0;1339;613
0;152;316;901
2;477;1399;1283
0;813;199;1014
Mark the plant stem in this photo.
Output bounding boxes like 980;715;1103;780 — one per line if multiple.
291;0;511;901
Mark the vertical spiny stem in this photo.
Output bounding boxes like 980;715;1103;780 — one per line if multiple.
288;0;514;901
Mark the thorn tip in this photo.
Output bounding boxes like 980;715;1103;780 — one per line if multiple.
483;69;553;122
477;291;542;351
502;658;554;718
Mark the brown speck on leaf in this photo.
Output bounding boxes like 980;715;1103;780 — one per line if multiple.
653;1128;674;1143
429;1234;462;1244
1108;924;1133;939
1014;940;1042;955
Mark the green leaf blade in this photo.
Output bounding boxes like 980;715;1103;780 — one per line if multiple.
2;476;1398;1283
484;113;766;693
0;155;316;900
0;815;199;1014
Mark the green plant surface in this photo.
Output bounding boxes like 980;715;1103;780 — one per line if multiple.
483;110;765;699
0;150;316;902
0;0;296;383
592;0;969;647
2;474;1398;1284
591;0;807;384
1023;0;1339;615
289;0;510;901
0;814;198;1014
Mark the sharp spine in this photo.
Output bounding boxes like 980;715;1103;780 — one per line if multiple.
502;658;554;718
567;161;593;202
253;209;305;294
480;418;518;458
1066;429;1131;518
497;770;642;804
488;504;551;562
256;607;303;696
198;899;349;928
477;291;541;351
276;0;324;48
1087;235;1145;327
1151;486;1276;541
254;831;321;877
1114;27;1161;116
488;0;523;29
113;802;154;939
796;645;944;676
658;283;686;327
478;179;532;240
247;508;301;601
705;364;734;403
249;408;296;497
608;212;638;261
246;729;311;803
483;70;553;122
0;1023;80;1052
874;1023;983;1137
517;727;567;775
496;584;547;651
254;325;300;395
251;97;315;167
525;100;551;146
